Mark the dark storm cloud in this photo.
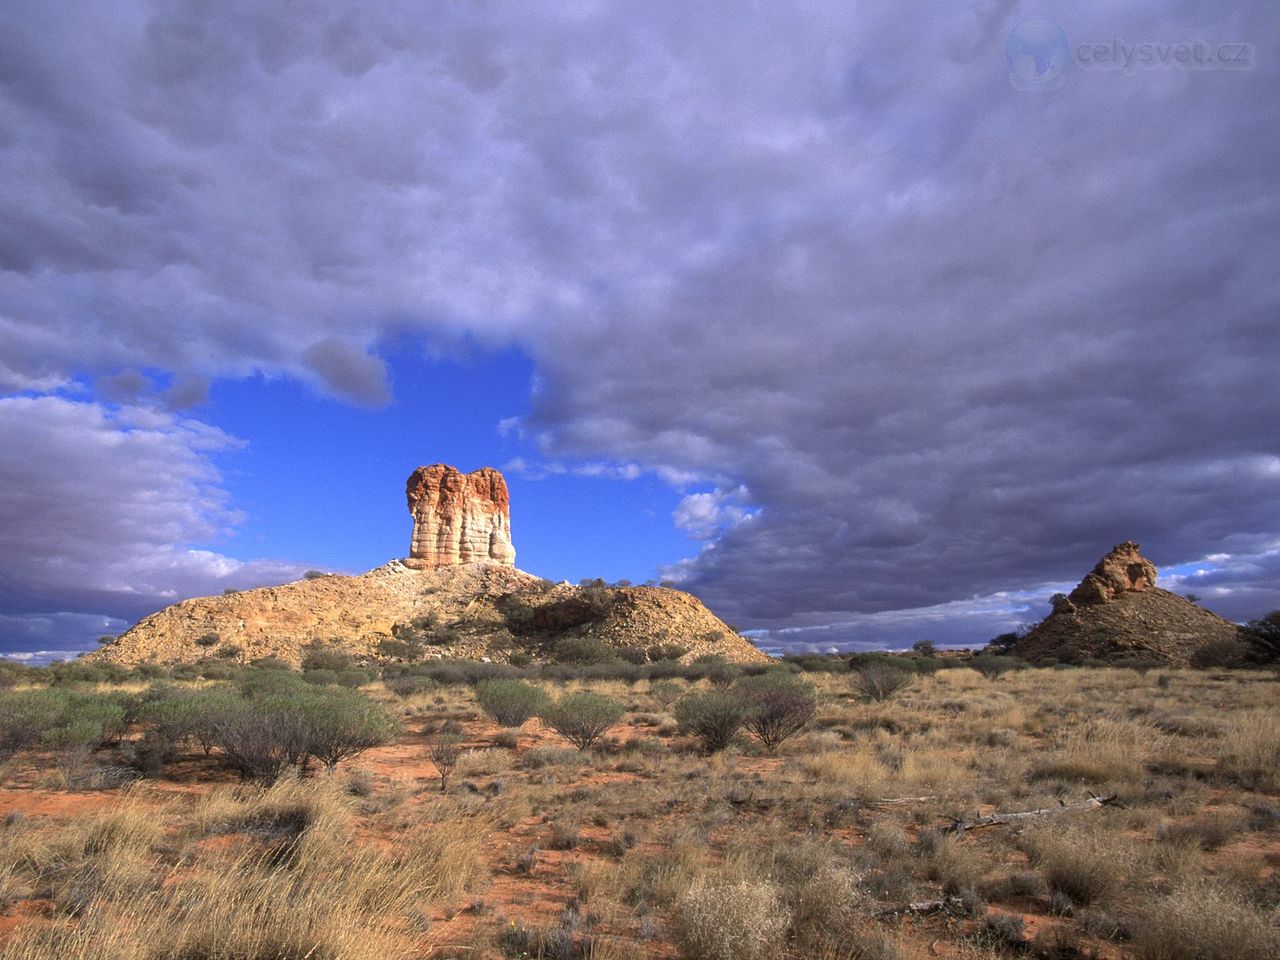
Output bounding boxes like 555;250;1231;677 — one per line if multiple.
0;0;1277;651
301;337;392;407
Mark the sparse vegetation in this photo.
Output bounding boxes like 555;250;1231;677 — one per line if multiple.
969;655;1022;680
476;678;549;727
733;673;816;750
1242;609;1280;660
0;657;1276;959
674;878;789;960
852;663;914;702
540;692;624;751
674;688;745;752
426;730;464;792
1128;879;1280;960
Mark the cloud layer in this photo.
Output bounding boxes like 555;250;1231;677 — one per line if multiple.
1;1;1277;650
0;396;305;652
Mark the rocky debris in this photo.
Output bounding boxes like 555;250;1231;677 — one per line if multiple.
90;562;765;666
1011;542;1245;666
406;464;515;569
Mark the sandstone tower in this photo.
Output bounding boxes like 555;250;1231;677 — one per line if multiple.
405;464;515;569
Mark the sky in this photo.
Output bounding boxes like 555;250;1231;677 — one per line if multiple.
1;1;1277;661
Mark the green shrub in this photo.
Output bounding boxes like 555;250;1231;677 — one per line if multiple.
138;692;207;756
733;674;816;751
209;688;399;780
387;675;439;698
540;692;624;751
650;681;684;710
675;689;746;752
375;635;424;661
209;694;312;782
301;647;355;672
552;636;618;665
521;746;587;769
783;654;849;673
647;643;689;662
40;693;127;783
0;659;27;689
0;689;67;761
970;655;1023;680
47;660;130;687
846;652;908;673
1189;637;1251;669
194;633;220;648
853;664;914;702
198;661;236;681
301;689;400;771
182;689;240;756
238;667;308;698
476;679;548;727
333;668;373;688
1242;611;1280;661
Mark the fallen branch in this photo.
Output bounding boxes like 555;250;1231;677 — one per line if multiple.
875;896;965;919
943;794;1120;835
873;796;938;805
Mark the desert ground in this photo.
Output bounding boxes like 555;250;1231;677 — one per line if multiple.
1;658;1277;960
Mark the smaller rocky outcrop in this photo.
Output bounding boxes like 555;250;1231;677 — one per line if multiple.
1012;541;1246;666
406;464;515;569
1066;540;1157;604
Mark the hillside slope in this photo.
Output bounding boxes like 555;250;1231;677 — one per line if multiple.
1011;541;1245;666
91;561;768;666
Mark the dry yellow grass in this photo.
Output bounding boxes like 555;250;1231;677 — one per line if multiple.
0;779;491;960
1219;708;1280;789
1129;878;1280;960
1031;717;1159;783
3;664;1278;960
799;747;890;790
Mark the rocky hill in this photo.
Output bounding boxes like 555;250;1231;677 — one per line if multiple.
91;463;767;667
1010;541;1246;666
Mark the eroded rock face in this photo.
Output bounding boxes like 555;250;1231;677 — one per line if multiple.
406;464;515;569
1068;540;1159;605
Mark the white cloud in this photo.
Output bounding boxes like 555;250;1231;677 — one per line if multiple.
0;396;306;652
672;487;757;541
